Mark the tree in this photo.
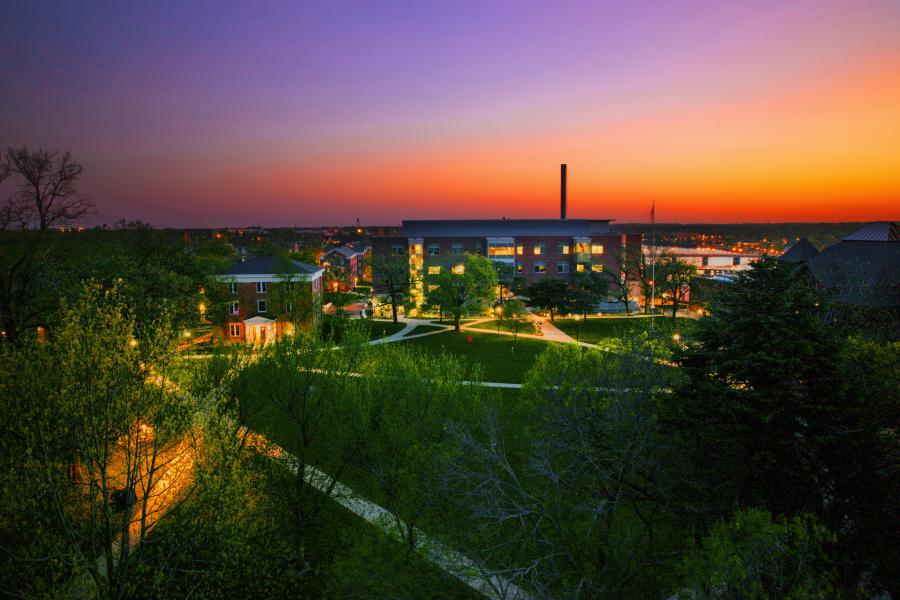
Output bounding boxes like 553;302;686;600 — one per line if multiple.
501;299;528;341
570;271;609;319
445;342;677;597
656;253;696;318
526;277;570;321
662;258;900;596
495;261;515;304
1;147;95;344
372;254;411;324
678;510;838;599
426;253;497;331
605;247;639;314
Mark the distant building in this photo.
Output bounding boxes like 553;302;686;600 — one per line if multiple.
800;222;899;307
373;218;642;303
651;245;761;276
779;238;820;264
216;256;323;344
321;245;367;291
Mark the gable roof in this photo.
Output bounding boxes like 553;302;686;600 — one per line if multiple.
843;221;899;242
400;219;612;238
325;246;361;259
223;255;321;276
807;241;900;307
780;238;820;263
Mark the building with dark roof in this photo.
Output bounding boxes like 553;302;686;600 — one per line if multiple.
215;256;324;344
779;238;820;263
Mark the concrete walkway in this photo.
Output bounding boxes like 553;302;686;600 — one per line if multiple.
368;317;453;345
279;446;530;599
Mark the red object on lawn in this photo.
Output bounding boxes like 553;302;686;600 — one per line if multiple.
467;335;473;343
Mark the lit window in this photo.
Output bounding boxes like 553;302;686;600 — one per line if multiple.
557;242;570;255
557;262;569;273
516;264;523;272
591;263;603;272
451;242;464;255
229;282;238;294
391;244;405;256
427;284;438;292
256;281;268;293
452;264;465;275
591;244;604;254
487;243;515;257
229;301;240;315
534;262;546;273
229;323;241;337
576;263;585;272
427;266;441;275
534;243;545;255
257;300;267;313
574;242;590;254
427;243;440;256
516;244;524;255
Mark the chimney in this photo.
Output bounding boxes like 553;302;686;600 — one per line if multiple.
560;163;567;219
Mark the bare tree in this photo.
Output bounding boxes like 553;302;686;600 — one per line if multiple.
0;147;95;344
3;147;94;231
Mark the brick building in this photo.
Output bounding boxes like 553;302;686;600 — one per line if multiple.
372;218;642;304
320;245;368;291
216;256;323;344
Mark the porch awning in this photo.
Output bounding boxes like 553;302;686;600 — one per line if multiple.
243;316;276;325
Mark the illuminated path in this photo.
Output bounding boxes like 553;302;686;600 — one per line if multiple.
278;447;531;600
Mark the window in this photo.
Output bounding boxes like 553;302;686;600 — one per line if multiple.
591;243;604;254
427;284;438;292
427;266;441;275
487;242;515;257
229;282;238;294
452;264;465;275
229;301;240;315
534;242;545;255
557;262;569;273
285;281;295;292
256;281;268;293
451;242;464;255
391;244;405;256
516;264;523;272
574;241;590;254
516;244;524;255
228;323;241;337
257;300;267;313
557;242;570;255
427;243;440;256
534;262;546;273
592;263;603;272
576;263;585;272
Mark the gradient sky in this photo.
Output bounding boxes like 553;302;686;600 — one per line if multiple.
1;0;899;226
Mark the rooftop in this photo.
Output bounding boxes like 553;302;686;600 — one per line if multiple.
223;255;321;276
779;238;820;262
400;219;612;238
842;221;899;242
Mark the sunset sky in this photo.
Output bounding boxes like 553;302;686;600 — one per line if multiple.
2;0;899;226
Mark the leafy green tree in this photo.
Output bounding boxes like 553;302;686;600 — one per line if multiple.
494;261;515;303
570;271;609;319
372;254;411;324
501;299;529;341
678;510;838;599
663;257;899;596
425;253;497;331
656;253;696;317
526;277;570;321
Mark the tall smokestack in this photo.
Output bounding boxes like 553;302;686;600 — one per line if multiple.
560;163;567;219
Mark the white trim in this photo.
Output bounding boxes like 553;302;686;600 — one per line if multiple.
216;270;324;284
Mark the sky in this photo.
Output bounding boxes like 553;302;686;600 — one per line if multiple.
1;0;899;227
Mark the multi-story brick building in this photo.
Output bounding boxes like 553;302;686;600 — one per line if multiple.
216;256;323;344
372;218;642;303
320;245;368;291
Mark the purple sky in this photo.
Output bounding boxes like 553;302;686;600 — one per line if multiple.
2;1;899;226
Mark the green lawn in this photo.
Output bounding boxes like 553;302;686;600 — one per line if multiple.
467;319;536;335
395;329;559;383
554;316;696;344
402;324;448;337
367;320;407;339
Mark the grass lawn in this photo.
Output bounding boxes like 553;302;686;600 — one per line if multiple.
554;315;696;344
395;329;559;383
429;318;479;326
402;324;448;337
467;319;536;336
367;319;407;339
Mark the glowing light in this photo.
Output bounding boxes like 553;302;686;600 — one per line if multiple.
129;338;138;348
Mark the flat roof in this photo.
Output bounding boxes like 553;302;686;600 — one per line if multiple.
400;219;612;238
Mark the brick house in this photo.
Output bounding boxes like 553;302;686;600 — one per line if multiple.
320;246;365;291
216;256;323;344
